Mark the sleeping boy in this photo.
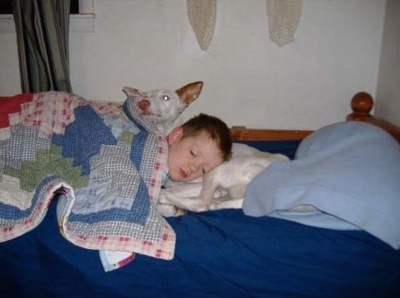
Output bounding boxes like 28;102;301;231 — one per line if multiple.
156;113;232;216
165;113;232;183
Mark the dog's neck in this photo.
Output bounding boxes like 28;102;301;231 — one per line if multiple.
158;117;183;136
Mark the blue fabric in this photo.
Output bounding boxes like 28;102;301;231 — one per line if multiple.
243;121;400;249
1;203;399;297
52;105;117;175
236;140;302;160
0;91;174;269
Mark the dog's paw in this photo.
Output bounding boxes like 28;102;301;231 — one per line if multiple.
209;199;244;210
157;203;187;217
213;188;228;199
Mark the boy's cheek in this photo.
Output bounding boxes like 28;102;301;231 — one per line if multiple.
189;172;204;182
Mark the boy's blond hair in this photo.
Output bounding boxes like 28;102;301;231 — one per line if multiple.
181;113;232;162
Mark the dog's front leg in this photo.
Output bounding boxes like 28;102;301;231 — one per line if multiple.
196;171;220;210
159;183;204;212
209;198;244;210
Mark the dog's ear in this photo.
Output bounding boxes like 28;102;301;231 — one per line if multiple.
122;87;144;99
176;81;203;105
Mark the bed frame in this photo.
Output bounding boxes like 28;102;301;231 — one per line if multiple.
231;92;400;143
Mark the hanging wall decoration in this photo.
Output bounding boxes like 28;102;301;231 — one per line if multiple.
266;0;303;47
187;0;217;51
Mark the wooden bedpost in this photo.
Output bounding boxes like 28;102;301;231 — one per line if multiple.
346;92;374;121
346;92;400;142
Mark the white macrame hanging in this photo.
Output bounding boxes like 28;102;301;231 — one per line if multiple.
187;0;216;51
266;0;303;47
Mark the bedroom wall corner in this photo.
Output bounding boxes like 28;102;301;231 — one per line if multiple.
375;0;400;127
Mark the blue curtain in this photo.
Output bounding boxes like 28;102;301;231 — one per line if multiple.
12;0;72;92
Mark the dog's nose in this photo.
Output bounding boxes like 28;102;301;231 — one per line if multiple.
138;99;150;110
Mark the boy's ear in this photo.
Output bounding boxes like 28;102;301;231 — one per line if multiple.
167;126;183;145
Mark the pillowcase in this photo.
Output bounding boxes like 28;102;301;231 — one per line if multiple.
243;121;400;249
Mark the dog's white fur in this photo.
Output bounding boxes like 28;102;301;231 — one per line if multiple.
131;81;289;216
123;81;203;136
158;143;288;216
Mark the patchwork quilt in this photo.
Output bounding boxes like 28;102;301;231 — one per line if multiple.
0;91;175;270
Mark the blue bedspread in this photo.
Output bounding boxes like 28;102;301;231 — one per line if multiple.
1;203;399;297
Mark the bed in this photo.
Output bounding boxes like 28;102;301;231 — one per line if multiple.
0;91;399;297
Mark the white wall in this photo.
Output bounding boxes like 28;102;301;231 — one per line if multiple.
0;0;389;130
375;0;400;127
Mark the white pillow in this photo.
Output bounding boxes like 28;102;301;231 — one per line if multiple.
243;121;400;249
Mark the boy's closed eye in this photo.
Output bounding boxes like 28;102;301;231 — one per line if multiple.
190;149;206;174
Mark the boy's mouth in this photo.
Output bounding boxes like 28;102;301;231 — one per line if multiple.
179;168;188;179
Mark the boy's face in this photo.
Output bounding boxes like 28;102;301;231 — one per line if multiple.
167;127;223;182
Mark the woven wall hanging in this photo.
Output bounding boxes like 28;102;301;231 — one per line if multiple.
187;0;216;51
187;0;302;51
266;0;303;47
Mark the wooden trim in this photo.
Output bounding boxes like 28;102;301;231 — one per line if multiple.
230;92;400;143
230;126;312;141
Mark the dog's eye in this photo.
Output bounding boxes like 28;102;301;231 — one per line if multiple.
162;95;170;101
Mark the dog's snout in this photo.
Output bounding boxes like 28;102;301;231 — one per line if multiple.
138;99;150;110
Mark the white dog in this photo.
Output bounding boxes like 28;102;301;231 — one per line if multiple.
130;81;288;216
123;81;203;136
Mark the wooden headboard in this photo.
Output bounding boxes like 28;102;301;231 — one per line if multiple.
231;92;400;143
346;92;400;142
